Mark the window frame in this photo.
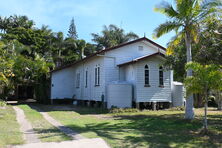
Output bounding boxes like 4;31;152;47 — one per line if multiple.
159;66;164;87
85;70;88;88
97;66;100;85
95;67;97;86
95;65;100;86
144;65;150;87
76;72;80;88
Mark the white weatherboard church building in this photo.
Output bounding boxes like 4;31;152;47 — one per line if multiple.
50;37;184;109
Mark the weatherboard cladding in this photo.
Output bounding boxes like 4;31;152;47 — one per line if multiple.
72;56;105;101
135;57;171;102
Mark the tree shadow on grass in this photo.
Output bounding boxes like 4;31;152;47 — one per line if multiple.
66;114;222;148
32;127;72;142
28;104;222;147
29;103;109;114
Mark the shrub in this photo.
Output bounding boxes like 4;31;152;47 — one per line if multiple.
0;99;6;107
109;108;139;113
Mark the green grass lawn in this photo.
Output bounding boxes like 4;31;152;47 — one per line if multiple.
0;106;24;148
37;105;222;148
18;104;71;142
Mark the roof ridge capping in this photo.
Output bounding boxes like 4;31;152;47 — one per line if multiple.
102;37;166;52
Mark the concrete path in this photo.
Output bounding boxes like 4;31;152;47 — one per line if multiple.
40;111;85;140
12;105;110;148
13;106;40;143
30;105;85;140
12;138;110;148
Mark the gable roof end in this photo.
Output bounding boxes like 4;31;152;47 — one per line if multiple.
117;52;165;67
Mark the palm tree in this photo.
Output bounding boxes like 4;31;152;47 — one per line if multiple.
153;0;222;119
0;15;34;33
92;24;138;49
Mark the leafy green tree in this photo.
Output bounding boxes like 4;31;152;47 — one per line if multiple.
61;38;96;64
62;37;78;63
2;26;54;59
163;41;186;82
184;62;222;132
67;17;78;39
84;43;96;56
0;15;34;33
0;15;54;103
75;39;87;59
0;41;14;96
194;17;222;65
153;0;222;119
92;24;138;49
50;31;66;66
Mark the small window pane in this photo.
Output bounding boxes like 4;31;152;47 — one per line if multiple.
159;66;163;86
144;65;149;85
85;70;88;88
98;67;100;85
95;67;97;85
76;73;80;88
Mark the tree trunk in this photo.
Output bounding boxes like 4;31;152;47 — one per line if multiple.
203;92;208;132
185;31;195;119
217;92;222;110
218;100;222;110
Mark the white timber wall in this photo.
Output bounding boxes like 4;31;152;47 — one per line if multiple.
135;57;172;102
73;56;105;101
51;66;75;99
104;57;119;102
124;65;137;101
51;56;105;101
105;41;165;65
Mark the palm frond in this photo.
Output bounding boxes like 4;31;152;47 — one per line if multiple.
197;0;222;21
201;0;222;10
125;32;139;41
153;21;182;38
154;1;179;18
166;32;184;55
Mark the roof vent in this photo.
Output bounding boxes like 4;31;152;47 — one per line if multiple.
138;46;143;51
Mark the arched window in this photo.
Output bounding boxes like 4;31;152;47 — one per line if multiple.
159;66;164;86
144;65;150;86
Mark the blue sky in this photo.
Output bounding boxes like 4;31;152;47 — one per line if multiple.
0;0;175;47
